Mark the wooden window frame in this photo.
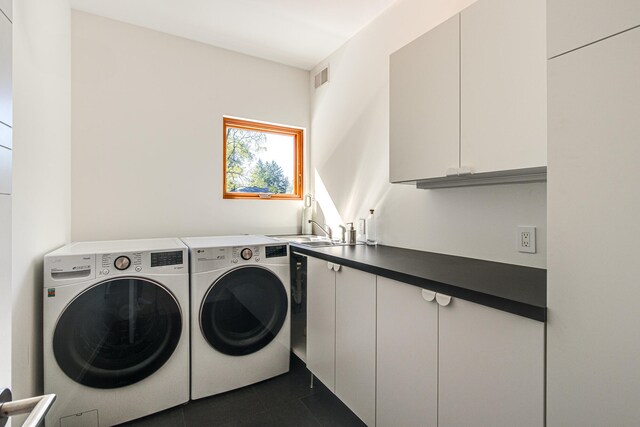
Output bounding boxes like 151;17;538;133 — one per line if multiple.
223;117;304;200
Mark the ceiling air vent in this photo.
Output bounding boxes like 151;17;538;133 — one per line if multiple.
314;66;329;88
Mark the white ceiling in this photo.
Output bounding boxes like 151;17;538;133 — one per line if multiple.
70;0;398;70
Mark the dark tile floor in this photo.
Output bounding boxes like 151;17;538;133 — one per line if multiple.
118;354;366;427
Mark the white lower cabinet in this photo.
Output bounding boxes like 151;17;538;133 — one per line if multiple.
376;277;438;427
306;256;337;391
438;298;544;427
376;277;544;427
335;265;376;427
306;256;377;426
307;257;544;427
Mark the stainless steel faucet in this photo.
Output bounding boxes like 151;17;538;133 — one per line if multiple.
308;220;333;240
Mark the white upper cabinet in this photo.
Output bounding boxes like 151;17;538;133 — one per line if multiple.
389;15;460;183
548;0;640;58
0;1;11;21
460;0;547;174
389;0;547;186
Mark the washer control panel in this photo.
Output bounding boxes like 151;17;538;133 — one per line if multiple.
98;249;186;277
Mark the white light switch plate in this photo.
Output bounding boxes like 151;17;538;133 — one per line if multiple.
518;226;536;254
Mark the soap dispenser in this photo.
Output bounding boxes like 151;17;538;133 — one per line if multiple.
346;222;356;245
301;194;312;234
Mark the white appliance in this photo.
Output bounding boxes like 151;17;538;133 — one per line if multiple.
43;238;190;427
182;235;291;400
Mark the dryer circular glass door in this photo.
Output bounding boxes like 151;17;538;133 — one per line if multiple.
201;266;288;356
52;277;182;389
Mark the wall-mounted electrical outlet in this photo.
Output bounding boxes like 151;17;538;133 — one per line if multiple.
518;226;536;254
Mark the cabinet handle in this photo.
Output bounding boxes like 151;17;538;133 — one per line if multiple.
333;264;341;272
445;167;475;177
421;289;436;302
327;262;334;270
445;167;459;177
457;166;474;176
435;293;452;307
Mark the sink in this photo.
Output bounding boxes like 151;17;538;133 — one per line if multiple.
299;240;351;247
271;234;360;248
272;235;332;243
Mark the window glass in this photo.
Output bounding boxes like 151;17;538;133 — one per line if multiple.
223;117;303;200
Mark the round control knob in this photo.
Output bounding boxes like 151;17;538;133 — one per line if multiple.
114;256;131;271
240;248;253;261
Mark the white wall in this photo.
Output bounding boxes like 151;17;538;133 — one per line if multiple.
12;0;71;404
309;0;547;268
71;11;310;242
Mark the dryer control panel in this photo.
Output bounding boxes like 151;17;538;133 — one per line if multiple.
191;244;289;273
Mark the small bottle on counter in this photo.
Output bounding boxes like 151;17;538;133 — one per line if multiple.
365;209;377;246
357;218;366;244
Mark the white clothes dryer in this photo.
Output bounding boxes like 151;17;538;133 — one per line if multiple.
182;235;290;400
43;238;189;427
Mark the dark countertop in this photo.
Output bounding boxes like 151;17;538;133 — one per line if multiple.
291;244;546;322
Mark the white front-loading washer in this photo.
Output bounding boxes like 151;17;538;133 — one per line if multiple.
43;238;189;427
182;235;290;400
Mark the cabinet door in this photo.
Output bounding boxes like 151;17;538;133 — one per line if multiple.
460;0;546;174
0;144;10;194
0;13;11;127
389;14;460;183
548;0;640;58
306;256;336;391
0;195;10;392
376;277;438;427
335;266;376;426
547;27;640;426
438;298;544;427
0;1;11;21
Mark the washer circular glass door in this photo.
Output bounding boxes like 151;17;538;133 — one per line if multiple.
53;277;182;389
201;266;288;356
